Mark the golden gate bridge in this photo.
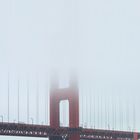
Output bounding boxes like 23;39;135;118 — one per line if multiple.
0;76;139;140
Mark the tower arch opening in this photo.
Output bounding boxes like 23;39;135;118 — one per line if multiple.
59;100;69;127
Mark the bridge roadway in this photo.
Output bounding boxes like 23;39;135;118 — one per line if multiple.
0;122;139;140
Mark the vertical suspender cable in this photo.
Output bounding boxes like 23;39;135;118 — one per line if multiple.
107;96;110;130
127;98;129;130
113;95;116;130
119;98;122;130
88;89;89;127
90;88;92;128
113;96;116;130
114;96;116;130
85;87;88;128
93;90;95;128
98;94;99;128
82;87;84;127
45;87;47;125
36;76;39;124
17;79;19;123
119;98;121;130
112;96;114;130
133;103;136;131
114;102;116;130
8;73;9;122
27;78;29;124
122;103;123;130
80;87;83;127
81;88;83;126
105;96;107;129
82;88;83;127
121;101;123;130
101;93;102;129
88;89;90;127
86;89;88;127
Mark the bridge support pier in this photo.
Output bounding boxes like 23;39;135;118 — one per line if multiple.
70;134;80;140
49;76;79;140
134;132;138;140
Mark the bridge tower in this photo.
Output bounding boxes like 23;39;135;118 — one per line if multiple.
49;75;79;140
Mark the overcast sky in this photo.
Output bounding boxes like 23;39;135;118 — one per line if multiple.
0;0;140;139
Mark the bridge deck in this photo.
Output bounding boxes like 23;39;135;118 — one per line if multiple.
0;122;139;140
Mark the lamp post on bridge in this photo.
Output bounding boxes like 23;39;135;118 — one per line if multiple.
128;126;132;131
108;124;110;130
0;115;3;123
13;119;16;123
30;118;34;124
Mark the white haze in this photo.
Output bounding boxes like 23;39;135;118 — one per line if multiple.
0;0;140;139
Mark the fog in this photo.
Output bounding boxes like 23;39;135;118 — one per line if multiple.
0;0;140;139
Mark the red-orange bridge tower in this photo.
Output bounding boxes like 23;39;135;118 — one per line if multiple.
50;76;79;140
